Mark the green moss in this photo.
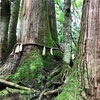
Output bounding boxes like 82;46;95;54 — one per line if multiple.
55;70;83;100
45;31;57;47
9;47;44;88
53;50;63;60
42;49;54;68
0;88;33;100
0;90;9;97
9;44;62;89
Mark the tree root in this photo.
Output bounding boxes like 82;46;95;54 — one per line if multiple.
0;78;31;91
44;87;62;96
39;89;48;100
38;87;62;100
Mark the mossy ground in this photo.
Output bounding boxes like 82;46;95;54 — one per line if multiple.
0;87;33;100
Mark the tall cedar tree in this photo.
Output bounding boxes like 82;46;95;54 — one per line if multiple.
75;0;100;99
48;0;58;43
8;0;20;55
0;0;10;64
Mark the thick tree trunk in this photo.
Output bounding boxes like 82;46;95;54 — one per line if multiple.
0;0;57;87
0;0;10;64
0;0;62;99
75;0;100;99
48;0;58;43
0;0;56;72
8;0;20;55
19;0;55;46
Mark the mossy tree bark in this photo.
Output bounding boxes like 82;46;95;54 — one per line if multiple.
14;0;57;84
74;0;100;99
63;0;72;64
19;0;55;46
48;0;58;43
0;0;62;99
0;0;57;87
8;0;21;55
0;0;10;64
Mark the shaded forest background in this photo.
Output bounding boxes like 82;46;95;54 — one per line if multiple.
0;0;100;100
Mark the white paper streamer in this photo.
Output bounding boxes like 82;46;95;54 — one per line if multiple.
19;44;23;52
50;48;53;55
15;45;20;53
42;46;46;55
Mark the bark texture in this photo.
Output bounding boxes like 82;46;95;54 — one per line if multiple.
76;0;100;99
8;0;20;55
0;0;10;64
48;0;58;43
19;0;55;46
63;0;72;64
0;0;57;88
0;0;61;99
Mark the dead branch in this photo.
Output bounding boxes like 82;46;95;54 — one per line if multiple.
0;78;31;91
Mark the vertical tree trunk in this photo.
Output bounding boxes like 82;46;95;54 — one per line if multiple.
48;0;58;43
0;0;10;64
8;0;20;55
75;0;100;99
63;0;72;64
19;0;55;46
0;0;61;99
9;0;57;90
0;0;57;87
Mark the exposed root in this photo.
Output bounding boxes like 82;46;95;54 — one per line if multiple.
0;78;31;91
44;87;62;96
39;89;48;100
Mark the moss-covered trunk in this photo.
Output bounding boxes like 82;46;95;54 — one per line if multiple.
48;0;58;43
13;0;56;84
63;0;72;64
0;0;60;99
0;0;10;64
8;0;20;55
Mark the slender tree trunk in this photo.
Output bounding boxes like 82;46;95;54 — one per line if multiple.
75;0;100;99
63;0;72;64
8;0;20;55
48;0;58;43
0;0;10;64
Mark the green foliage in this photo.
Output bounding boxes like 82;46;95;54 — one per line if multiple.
55;0;83;53
71;0;83;44
55;0;64;43
57;12;64;23
55;0;62;3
